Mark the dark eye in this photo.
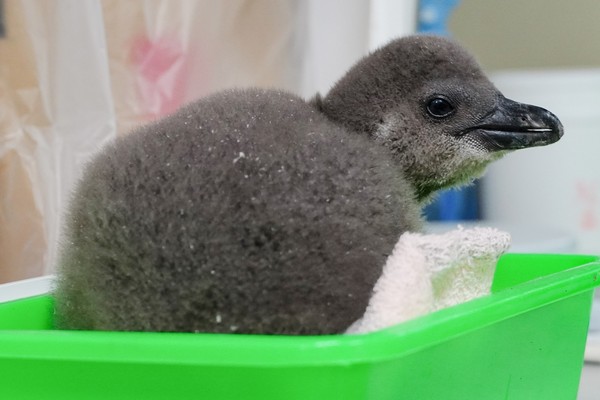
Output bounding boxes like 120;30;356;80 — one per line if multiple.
426;97;455;118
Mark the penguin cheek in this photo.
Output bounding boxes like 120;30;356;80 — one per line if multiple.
410;134;457;179
459;132;492;154
456;134;508;171
457;129;511;159
374;112;414;145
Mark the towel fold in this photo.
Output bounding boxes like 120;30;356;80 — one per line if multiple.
347;226;511;334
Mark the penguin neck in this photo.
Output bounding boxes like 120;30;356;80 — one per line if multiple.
310;92;381;138
414;184;440;205
313;94;433;205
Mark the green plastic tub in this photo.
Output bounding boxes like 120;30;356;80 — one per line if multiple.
0;254;599;399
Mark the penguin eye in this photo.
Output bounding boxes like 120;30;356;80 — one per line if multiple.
426;97;455;118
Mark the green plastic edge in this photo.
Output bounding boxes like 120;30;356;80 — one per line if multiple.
1;254;599;368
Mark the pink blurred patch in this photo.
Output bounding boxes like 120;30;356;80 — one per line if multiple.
576;181;599;231
131;35;188;119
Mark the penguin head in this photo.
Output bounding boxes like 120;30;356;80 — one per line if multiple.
319;35;563;201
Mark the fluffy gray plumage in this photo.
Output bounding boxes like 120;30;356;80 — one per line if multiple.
54;35;562;335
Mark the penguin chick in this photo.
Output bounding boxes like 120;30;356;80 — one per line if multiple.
54;35;562;335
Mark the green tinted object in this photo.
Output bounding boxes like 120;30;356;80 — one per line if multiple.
0;254;598;399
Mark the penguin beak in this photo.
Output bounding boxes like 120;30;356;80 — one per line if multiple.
461;96;564;151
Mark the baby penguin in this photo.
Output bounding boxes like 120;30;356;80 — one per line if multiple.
54;35;562;335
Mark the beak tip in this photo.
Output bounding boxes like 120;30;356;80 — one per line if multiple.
548;111;564;143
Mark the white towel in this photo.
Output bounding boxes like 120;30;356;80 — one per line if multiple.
346;226;511;334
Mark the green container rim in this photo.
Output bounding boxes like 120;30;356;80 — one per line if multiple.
1;253;599;368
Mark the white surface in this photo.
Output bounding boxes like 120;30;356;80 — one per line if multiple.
0;275;54;303
585;331;600;362
590;297;600;332
299;0;417;97
368;0;417;50
585;298;600;362
486;69;600;254
579;362;600;400
300;0;370;97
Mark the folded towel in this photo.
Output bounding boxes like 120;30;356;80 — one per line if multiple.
346;227;511;334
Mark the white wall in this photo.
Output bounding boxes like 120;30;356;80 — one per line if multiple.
451;1;600;253
298;0;417;97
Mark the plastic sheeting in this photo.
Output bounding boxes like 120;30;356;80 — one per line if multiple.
0;0;416;283
0;0;304;283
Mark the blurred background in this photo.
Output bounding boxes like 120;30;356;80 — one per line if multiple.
0;0;598;282
0;1;599;397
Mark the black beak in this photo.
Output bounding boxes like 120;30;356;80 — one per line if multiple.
461;96;564;151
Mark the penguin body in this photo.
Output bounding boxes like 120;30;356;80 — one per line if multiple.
55;36;562;334
57;89;419;334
